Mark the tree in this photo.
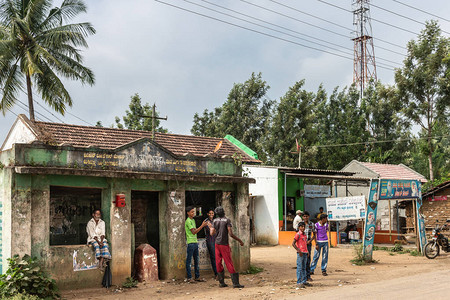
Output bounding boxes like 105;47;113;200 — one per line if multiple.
115;93;168;133
265;80;319;167
395;21;450;181
360;82;412;164
191;72;273;161
0;0;95;120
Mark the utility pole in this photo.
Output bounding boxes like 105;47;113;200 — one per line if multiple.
352;0;377;100
140;103;167;140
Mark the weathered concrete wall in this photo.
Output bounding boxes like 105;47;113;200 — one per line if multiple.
159;184;186;280
108;178;132;285
12;174;32;256
244;166;279;245
235;183;250;272
46;245;102;290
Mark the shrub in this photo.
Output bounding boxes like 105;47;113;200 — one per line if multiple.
350;243;377;265
122;277;138;288
0;255;59;299
2;292;41;300
391;243;404;252
243;265;264;274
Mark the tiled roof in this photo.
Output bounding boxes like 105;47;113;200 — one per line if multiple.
31;121;261;163
359;162;427;182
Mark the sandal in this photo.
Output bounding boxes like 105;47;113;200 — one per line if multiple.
194;278;206;282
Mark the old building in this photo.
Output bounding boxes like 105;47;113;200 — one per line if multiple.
0;115;258;288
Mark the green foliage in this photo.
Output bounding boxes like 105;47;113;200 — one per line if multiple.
243;265;264;274
191;72;273;162
115;94;168;133
391;243;404;252
0;161;4;170
350;243;377;265
0;0;95;120
1;293;41;300
0;255;59;299
122;277;138;288
409;250;420;256
394;21;450;181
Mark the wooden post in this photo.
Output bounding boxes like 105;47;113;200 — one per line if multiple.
412;200;419;249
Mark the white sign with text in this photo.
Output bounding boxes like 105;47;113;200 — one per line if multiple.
326;196;366;221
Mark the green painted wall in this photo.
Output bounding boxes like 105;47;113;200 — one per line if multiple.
277;170;304;221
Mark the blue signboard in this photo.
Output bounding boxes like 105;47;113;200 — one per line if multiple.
379;179;421;200
363;178;425;259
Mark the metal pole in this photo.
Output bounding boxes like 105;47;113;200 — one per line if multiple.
298;148;301;168
396;200;400;241
284;172;287;231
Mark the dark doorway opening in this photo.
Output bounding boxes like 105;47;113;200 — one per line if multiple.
185;191;218;239
131;191;160;276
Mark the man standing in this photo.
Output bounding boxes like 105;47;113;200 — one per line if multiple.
86;209;111;270
315;207;324;221
204;208;218;279
302;211;316;281
310;214;329;276
185;206;208;283
212;206;244;288
293;210;303;232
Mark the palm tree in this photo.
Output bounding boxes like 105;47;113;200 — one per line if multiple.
0;0;95;121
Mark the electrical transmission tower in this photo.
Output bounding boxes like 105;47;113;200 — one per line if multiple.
352;0;377;99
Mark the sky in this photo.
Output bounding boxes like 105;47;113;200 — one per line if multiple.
1;0;450;143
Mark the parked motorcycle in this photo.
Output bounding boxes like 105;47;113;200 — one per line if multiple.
424;220;450;259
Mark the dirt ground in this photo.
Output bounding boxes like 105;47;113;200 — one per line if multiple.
62;244;450;299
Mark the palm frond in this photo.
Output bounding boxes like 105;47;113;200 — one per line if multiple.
0;63;23;115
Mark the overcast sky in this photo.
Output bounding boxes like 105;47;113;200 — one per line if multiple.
1;0;450;143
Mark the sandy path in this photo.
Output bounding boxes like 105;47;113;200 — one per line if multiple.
63;245;450;299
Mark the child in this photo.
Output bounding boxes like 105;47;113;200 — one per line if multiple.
310;214;329;276
292;222;310;288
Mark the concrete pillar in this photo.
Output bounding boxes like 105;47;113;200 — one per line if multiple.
235;183;250;272
108;179;132;285
11;173;32;256
159;183;186;280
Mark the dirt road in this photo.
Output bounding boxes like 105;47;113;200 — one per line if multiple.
63;245;450;299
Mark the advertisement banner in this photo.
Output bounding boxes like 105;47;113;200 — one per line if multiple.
326;196;366;221
362;179;379;259
416;198;427;254
379;179;421;200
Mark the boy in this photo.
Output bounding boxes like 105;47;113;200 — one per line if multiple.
302;211;316;281
292;222;309;288
185;206;208;282
212;206;244;288
310;213;329;276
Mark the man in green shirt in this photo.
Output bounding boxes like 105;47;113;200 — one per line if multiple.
185;206;208;282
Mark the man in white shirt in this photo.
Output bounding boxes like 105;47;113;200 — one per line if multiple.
293;210;303;232
86;209;111;270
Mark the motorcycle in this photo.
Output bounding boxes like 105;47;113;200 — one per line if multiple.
424;219;450;259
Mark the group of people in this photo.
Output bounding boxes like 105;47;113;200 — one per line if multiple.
185;206;245;288
292;209;329;289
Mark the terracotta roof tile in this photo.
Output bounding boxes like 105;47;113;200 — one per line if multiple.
360;162;427;182
33;121;261;163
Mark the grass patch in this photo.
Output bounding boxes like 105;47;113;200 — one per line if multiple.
350;243;377;265
243;265;264;274
122;277;138;288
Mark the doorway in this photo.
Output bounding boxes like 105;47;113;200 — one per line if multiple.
131;191;160;275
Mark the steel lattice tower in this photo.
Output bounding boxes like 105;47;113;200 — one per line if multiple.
352;0;377;99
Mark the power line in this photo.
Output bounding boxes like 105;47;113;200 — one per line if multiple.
307;135;450;149
189;0;399;68
244;0;406;57
269;0;353;32
34;100;66;123
392;0;450;23
318;0;419;35
155;0;395;71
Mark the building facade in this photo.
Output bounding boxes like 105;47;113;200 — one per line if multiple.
0;115;258;288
